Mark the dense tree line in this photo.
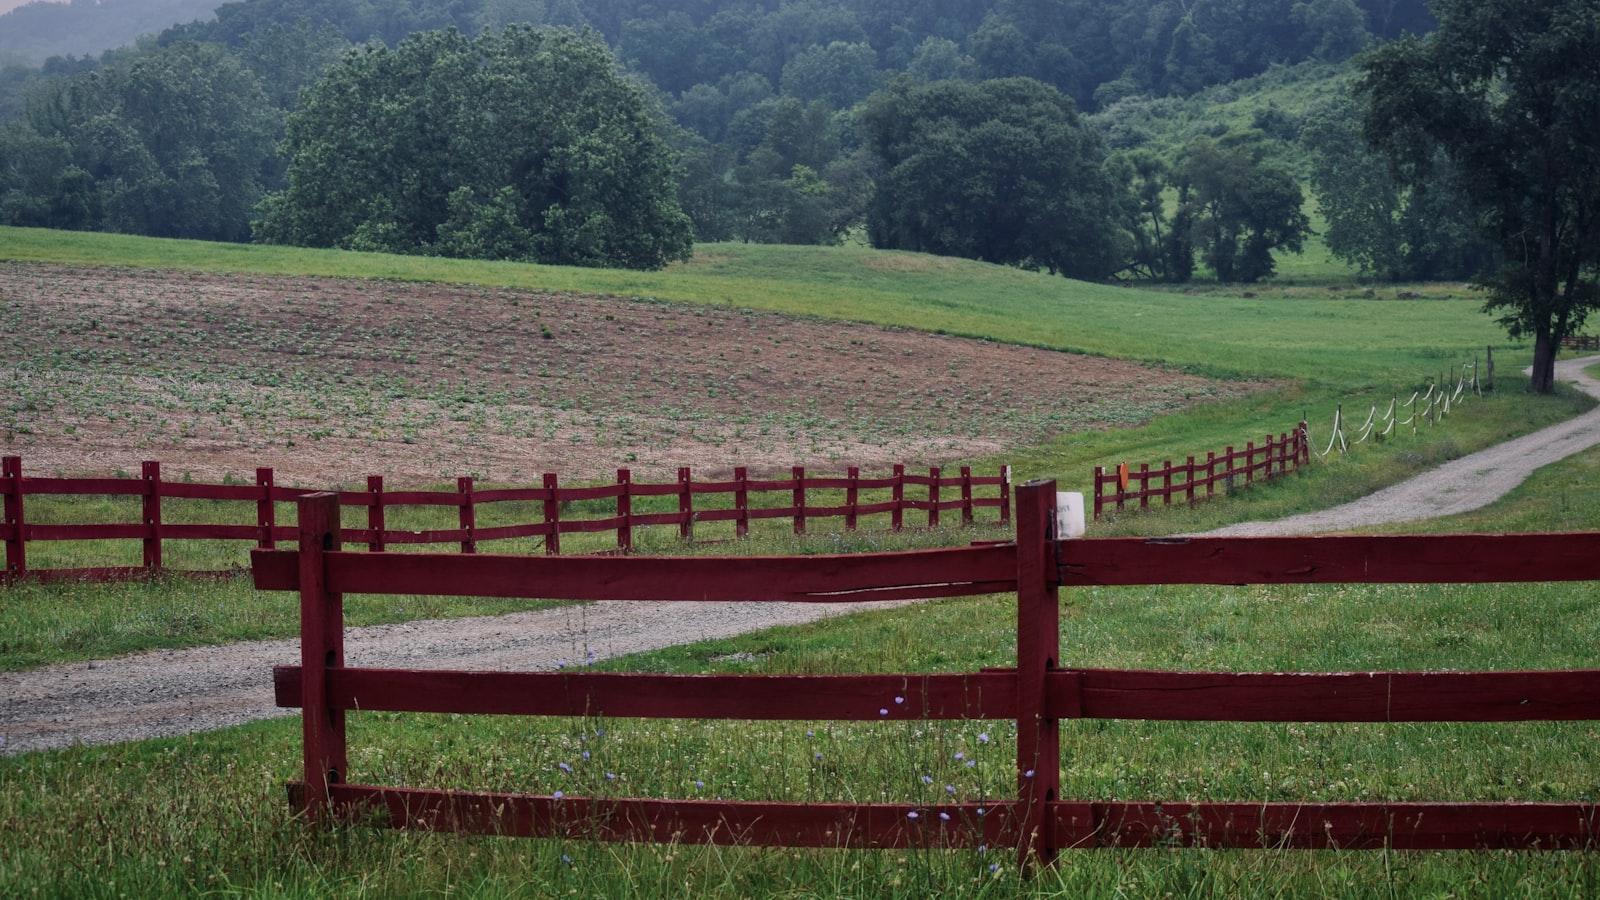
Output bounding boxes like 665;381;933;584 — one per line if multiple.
0;0;1445;276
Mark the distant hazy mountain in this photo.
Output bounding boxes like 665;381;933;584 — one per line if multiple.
0;0;221;63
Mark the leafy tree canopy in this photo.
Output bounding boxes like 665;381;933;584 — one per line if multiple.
862;76;1126;279
254;26;692;269
1359;0;1600;392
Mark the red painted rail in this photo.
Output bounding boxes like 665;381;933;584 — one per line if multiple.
0;456;1009;582
1092;423;1309;520
256;486;1600;867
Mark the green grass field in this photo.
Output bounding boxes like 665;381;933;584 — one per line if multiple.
5;227;1600;895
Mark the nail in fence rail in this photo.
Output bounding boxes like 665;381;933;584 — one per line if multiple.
0;459;1013;582
257;494;1600;862
1094;423;1309;520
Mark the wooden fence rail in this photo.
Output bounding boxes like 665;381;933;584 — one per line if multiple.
1562;335;1600;351
256;487;1600;867
1092;423;1308;520
0;455;1009;583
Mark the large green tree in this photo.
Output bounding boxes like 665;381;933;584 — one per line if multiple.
1303;97;1495;282
255;27;692;269
861;76;1126;279
1359;0;1600;392
1172;136;1309;283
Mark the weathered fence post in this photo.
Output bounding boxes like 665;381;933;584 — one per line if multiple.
458;476;476;554
792;465;806;535
256;467;275;550
3;455;24;578
1185;456;1197;506
1015;480;1060;871
297;493;346;825
999;466;1012;526
141;461;162;572
367;475;385;552
928;466;941;528
960;466;974;524
678;467;694;543
734;466;749;539
543;473;561;555
616;469;632;553
1161;460;1172;506
1138;463;1149;510
845;466;859;531
891;464;905;531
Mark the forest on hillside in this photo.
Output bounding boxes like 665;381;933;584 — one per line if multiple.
0;0;1486;282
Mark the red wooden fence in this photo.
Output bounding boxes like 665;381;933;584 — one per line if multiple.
0;456;1009;583
1562;335;1599;351
256;485;1600;866
1093;423;1309;520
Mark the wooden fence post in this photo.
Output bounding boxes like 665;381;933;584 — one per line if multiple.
367;475;384;552
792;466;807;535
1138;463;1149;510
1161;460;1172;506
1486;345;1495;393
141;461;162;572
891;465;905;531
1206;452;1217;499
256;467;275;550
543;474;561;555
1092;467;1104;521
297;493;346;824
845;466;859;531
458;477;476;554
3;455;24;578
928;466;941;529
616;469;632;553
734;466;749;539
678;467;694;543
1015;479;1060;871
960;466;974;524
1185;456;1197;506
999;466;1012;526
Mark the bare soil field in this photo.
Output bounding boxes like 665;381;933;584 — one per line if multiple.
1;262;1254;483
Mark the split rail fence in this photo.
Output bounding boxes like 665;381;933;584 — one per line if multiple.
1563;336;1600;351
1092;424;1309;520
259;484;1600;866
0;455;1009;583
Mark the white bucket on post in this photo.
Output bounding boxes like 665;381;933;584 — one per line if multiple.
1055;492;1085;538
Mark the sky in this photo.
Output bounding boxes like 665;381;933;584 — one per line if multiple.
0;0;63;15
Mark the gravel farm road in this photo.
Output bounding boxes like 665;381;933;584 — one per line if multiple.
1204;353;1600;536
5;355;1599;756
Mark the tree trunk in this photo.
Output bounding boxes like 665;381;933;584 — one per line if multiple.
1529;330;1558;393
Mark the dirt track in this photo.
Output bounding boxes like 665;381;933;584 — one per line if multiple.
1205;354;1600;536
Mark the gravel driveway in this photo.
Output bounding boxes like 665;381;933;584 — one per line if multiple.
0;599;904;755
